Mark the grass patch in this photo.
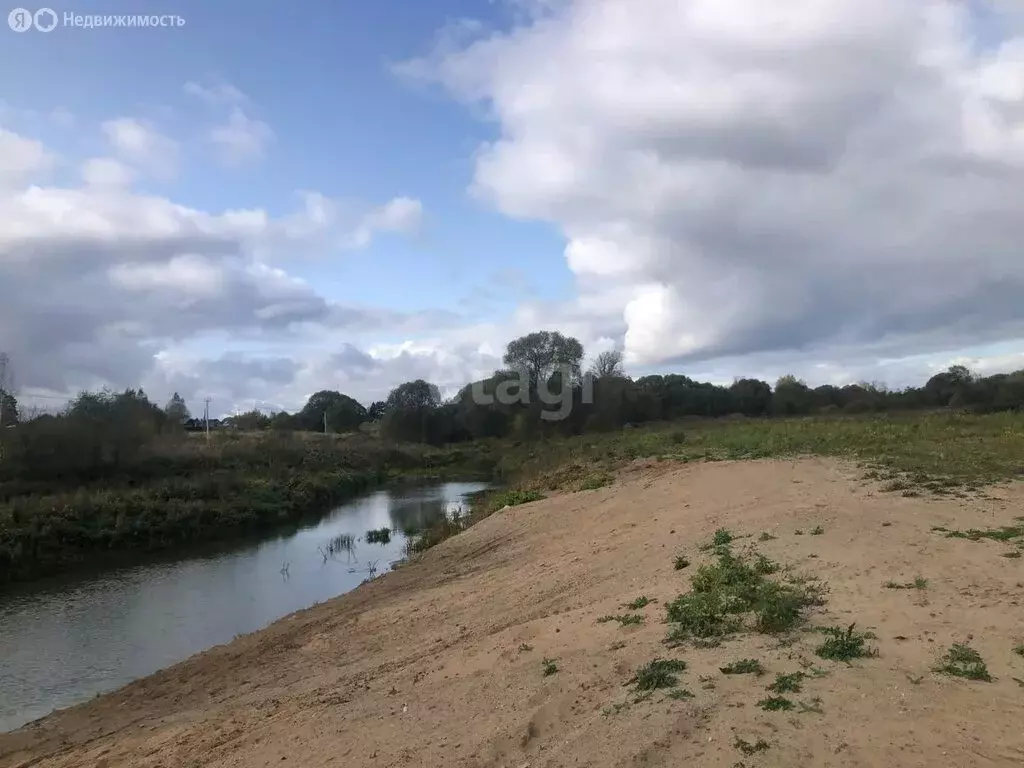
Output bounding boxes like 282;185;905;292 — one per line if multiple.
810;525;825;535
490;489;546;509
576;472;614;491
625;595;654;610
1002;550;1022;559
938;524;1024;542
518;643;533;652
541;658;559;676
767;672;805;694
674;555;691;570
934;643;992;682
720;658;765;676
758;532;777;542
365;526;391;544
815;624;878;662
794;529;805;536
666;687;694;700
664;546;824;644
885;576;928;590
629;658;688;692
597;613;645;627
1013;644;1024;657
757;696;795;712
734;737;771;756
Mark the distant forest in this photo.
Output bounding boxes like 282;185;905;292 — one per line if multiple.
2;332;1023;453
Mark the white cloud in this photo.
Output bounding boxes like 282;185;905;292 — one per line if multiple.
80;157;135;188
101;117;179;179
0;122;432;405
0;128;54;187
209;107;274;167
407;0;1024;374
183;80;247;107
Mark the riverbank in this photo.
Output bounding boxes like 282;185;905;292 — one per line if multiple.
0;432;495;586
3;456;1022;767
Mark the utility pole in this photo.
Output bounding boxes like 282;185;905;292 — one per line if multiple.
323;410;328;434
204;397;211;442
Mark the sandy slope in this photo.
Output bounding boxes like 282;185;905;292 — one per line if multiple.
3;458;1024;768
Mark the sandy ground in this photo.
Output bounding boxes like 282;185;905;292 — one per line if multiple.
3;458;1024;768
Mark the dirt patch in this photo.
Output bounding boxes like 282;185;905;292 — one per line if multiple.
3;458;1024;767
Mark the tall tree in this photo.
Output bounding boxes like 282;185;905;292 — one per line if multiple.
589;349;625;379
298;390;367;432
164;392;190;424
503;330;585;388
385;380;441;410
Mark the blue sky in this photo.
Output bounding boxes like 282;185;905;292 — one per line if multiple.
2;0;571;317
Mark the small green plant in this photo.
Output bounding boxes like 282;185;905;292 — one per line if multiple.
541;658;558;676
753;553;780;575
666;687;694;700
597;613;644;627
757;696;795;711
885;576;928;590
492;489;546;508
720;658;765;676
608;640;627;651
939;524;1024;542
758;532;777;542
674;555;691;570
734;737;770;756
713;528;735;547
578;472;614;491
810;525;824;536
629;658;688;691
934;643;992;682
1013;644;1024;657
815;624;877;662
794;529;805;535
625;595;654;610
518;643;533;652
365;526;391;544
767;672;804;694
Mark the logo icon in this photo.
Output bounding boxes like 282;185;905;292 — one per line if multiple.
8;7;32;31
33;7;55;31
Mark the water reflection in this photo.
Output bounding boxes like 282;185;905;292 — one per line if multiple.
0;481;488;733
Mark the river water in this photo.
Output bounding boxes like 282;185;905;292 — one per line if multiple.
0;480;488;733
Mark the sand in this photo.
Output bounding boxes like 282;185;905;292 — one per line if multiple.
2;458;1023;768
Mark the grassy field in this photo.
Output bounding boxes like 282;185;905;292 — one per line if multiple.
445;410;1024;543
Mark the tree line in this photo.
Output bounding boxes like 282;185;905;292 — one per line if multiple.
2;333;1024;463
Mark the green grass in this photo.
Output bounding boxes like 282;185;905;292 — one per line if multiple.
885;576;928;590
365;526;391;544
720;658;765;676
1013;644;1024;657
810;525;825;535
664;545;824;644
734;737;771;756
767;672;805;694
629;658;688;691
934;643;992;682
937;524;1024;542
541;658;559;676
757;696;795;711
815;624;878;662
597;613;645;627
758;532;778;542
674;555;691;570
625;595;654;610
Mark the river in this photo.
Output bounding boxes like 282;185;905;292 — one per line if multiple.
0;480;489;733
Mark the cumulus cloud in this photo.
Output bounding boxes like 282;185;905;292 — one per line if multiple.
102;117;179;179
0;121;430;406
406;0;1024;372
184;80;274;167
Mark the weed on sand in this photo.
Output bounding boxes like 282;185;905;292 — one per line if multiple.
934;643;992;682
815;624;878;662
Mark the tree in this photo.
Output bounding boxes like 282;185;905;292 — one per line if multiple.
297;390;367;433
772;375;814;416
385;380;441;410
589;350;625;379
367;400;387;421
729;378;772;416
164;392;190;424
503;331;584;388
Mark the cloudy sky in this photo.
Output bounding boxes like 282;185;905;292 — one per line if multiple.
3;0;1024;417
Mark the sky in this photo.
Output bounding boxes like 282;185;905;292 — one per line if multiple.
3;0;1024;417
